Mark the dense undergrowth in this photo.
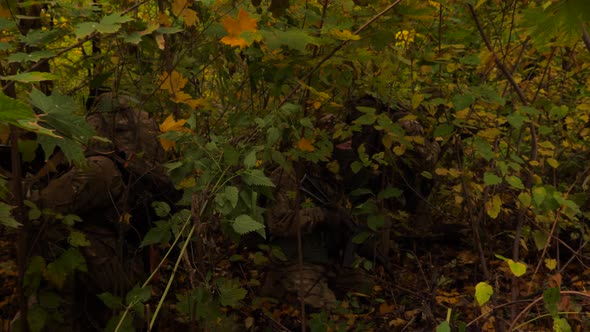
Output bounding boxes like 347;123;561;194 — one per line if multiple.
3;0;590;331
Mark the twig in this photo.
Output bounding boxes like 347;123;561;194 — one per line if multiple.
509;290;590;331
467;4;527;105
277;0;404;109
1;0;150;94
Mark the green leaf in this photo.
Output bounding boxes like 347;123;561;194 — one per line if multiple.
553;317;572;332
0;91;37;124
475;282;493;306
140;221;171;247
100;12;133;26
533;186;547;206
62;214;82;226
367;215;385;231
435;321;451;332
30;89;95;142
217;278;247;307
20;29;63;47
352;231;372;244
44;248;87;288
507;113;526;129
483;172;502;185
532;230;548;250
518;192;531;207
225;186;239;208
28;304;48;332
38;290;62;309
125;284;152;305
233;214;265;235
544;287;560;316
0;202;21;228
506;175;524;190
24;256;46;294
452;92;475;110
507;259;526;277
98;292;123;310
7;50;56;63
434;123;454;137
0;72;57;83
242;169;275;187
75;22;97;38
474;137;494;161
38;135;86;165
262;29;314;51
266;127;281;146
68;230;91;247
152;201;171;217
244;149;257;168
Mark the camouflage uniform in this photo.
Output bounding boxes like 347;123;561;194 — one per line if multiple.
36;92;169;295
261;96;440;308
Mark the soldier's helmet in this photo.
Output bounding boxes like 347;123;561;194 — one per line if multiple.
86;92;168;188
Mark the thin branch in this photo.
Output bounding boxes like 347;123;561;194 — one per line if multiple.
1;0;150;94
277;0;404;109
467;4;527;105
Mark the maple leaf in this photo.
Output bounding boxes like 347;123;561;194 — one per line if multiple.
296;137;315;152
171;0;198;26
159;114;188;151
159;70;188;95
220;9;257;49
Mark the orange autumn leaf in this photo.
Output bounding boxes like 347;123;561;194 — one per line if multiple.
220;9;257;49
296;138;315;152
159;114;188;151
171;0;198;26
0;5;10;18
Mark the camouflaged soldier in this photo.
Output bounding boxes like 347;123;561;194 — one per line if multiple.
36;92;171;296
261;96;440;308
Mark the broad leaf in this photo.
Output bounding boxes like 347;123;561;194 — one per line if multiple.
475;282;493;306
242;169;275;187
233;214;265;235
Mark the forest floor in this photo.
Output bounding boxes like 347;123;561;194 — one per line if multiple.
2;219;590;331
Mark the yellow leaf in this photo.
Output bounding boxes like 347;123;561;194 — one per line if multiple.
330;29;360;41
485;194;502;219
158;13;172;26
160;114;188;132
544;258;557;271
411;94;424;110
159;70;188;94
296;137;315;152
171;0;198;27
379;303;395;315
119;212;132;224
160;138;176;151
159;115;188;151
393;145;405;156
182;9;198;26
172;0;188;16
435;168;448;176
327;160;340;174
477;128;502;139
177;177;196;189
546;158;559;168
220;9;257;49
